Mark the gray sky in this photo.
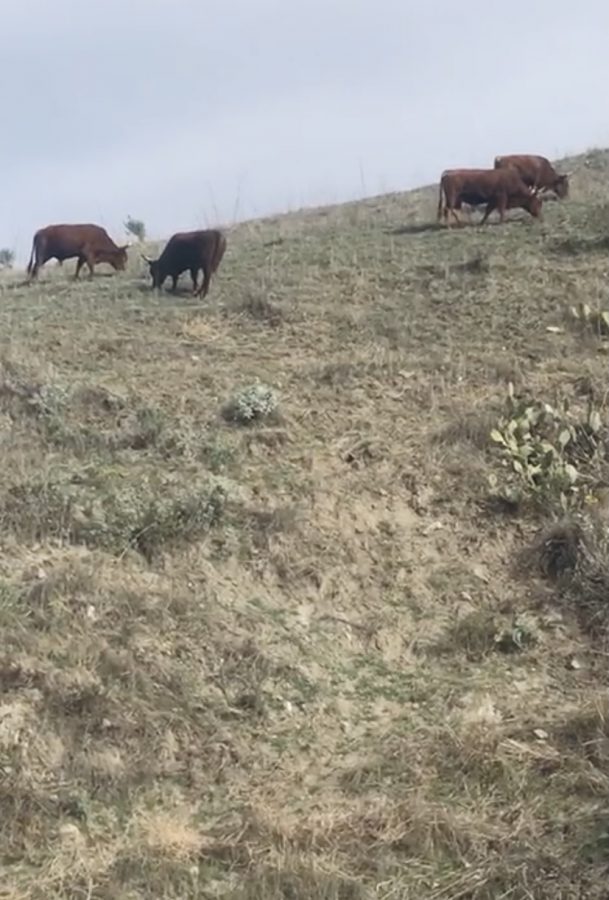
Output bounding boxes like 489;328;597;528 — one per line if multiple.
2;0;608;262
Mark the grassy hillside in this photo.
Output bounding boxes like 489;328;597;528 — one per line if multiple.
0;148;608;899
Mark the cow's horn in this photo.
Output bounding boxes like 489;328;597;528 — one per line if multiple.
141;253;153;264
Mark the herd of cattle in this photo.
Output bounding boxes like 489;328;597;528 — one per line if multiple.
438;153;570;226
21;153;570;298
26;224;227;298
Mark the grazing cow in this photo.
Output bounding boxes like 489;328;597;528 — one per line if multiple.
142;229;227;297
27;224;129;280
494;154;570;199
437;168;543;227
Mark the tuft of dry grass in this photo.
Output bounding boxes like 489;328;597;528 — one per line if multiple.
0;150;608;898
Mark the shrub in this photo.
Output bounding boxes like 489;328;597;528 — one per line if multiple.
527;517;609;645
569;531;609;643
2;467;233;558
494;613;540;653
446;610;539;659
531;516;609;643
222;382;279;425
118;405;166;451
0;248;15;268
124;216;146;242
532;520;584;580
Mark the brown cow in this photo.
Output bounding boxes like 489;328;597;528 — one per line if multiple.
494;154;570;199
142;229;227;298
27;224;129;280
437;168;543;227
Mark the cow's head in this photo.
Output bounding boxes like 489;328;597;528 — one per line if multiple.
554;174;570;199
98;245;128;271
141;254;161;288
522;186;543;219
112;245;129;271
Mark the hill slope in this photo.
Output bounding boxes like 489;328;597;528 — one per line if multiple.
1;149;608;899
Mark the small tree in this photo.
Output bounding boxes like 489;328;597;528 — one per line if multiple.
124;216;146;242
0;248;15;268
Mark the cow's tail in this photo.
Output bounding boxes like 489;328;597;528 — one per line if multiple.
211;230;227;273
437;175;446;222
26;233;39;277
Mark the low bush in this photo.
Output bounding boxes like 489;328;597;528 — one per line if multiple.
1;466;233;558
223;383;279;425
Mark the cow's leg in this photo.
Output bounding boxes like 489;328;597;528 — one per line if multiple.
27;236;43;280
443;189;455;227
437;183;445;223
190;268;199;293
479;201;495;226
29;257;41;280
74;256;85;279
196;266;211;298
79;246;95;278
448;206;461;227
497;195;507;224
30;250;51;281
171;274;178;292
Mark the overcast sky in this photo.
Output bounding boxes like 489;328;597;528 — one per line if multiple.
2;0;608;261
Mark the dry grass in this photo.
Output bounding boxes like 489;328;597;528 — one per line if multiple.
0;149;608;898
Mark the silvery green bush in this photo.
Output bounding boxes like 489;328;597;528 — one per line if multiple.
223;382;278;425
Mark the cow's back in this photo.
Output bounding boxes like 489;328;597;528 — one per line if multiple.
495;154;551;180
443;168;520;196
496;154;549;168
160;232;202;270
160;230;224;269
39;223;114;252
